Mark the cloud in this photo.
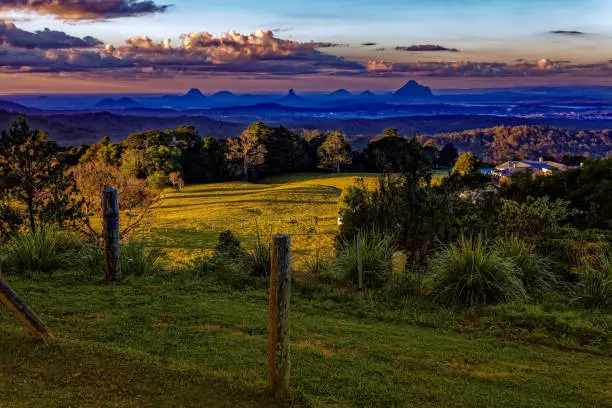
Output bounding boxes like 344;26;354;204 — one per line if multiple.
549;30;586;36
106;29;362;73
367;59;394;73
0;0;170;21
395;45;459;52
361;42;377;47
0;21;102;48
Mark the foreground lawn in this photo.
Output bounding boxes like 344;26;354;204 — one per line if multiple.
0;273;610;408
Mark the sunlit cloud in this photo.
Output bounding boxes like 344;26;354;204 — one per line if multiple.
0;0;171;21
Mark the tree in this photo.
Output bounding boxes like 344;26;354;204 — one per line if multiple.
226;122;268;180
438;143;458;168
453;152;482;176
318;131;351;173
364;128;407;172
0;118;82;232
80;136;122;166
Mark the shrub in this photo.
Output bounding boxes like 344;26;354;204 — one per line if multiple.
573;255;612;310
247;241;271;277
120;240;164;277
147;171;169;190
427;235;526;306
301;246;332;275
4;225;84;275
214;230;245;259
336;230;395;289
494;235;556;298
191;256;258;289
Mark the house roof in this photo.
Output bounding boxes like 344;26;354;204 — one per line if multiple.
495;160;568;172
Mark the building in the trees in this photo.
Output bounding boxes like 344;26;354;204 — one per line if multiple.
492;159;569;178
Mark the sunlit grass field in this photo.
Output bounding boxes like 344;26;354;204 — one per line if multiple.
146;171;448;265
145;173;379;264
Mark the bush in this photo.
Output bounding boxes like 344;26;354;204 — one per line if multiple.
573;255;612;310
120;240;164;277
191;256;259;289
146;171;168;190
301;246;332;275
427;235;526;306
247;241;271;277
494;235;556;298
214;230;245;259
336;230;395;289
4;225;84;275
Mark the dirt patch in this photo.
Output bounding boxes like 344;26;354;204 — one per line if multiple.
294;339;334;357
449;361;511;378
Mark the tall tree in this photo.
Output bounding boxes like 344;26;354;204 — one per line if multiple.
318;131;351;173
0;118;82;231
226;122;268;180
438;143;458;168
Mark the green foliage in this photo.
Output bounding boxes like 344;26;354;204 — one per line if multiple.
4;225;84;275
213;230;245;260
494;235;556;297
318;130;352;173
120;240;165;277
79;136;122;166
146;171;169;189
301;246;333;275
428;235;526;306
0;118;83;232
452;152;482;176
496;197;570;236
226;122;268;180
573;254;612;310
336;230;395;289
247;240;271;278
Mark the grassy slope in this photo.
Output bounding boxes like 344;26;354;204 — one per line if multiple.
1;274;610;408
0;172;610;407
148;173;379;264
148;171;447;264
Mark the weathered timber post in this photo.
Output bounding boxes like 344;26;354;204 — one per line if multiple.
102;187;121;282
0;274;53;341
267;234;291;401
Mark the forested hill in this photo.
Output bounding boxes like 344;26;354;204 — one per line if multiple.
3;104;612;149
418;125;612;161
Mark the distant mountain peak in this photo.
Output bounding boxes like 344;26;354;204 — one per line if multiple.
360;90;376;97
184;88;206;98
94;97;141;109
287;89;298;97
394;80;433;98
329;88;352;97
211;90;236;98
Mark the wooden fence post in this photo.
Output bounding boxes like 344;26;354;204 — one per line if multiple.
102;187;121;282
267;234;291;401
0;275;52;342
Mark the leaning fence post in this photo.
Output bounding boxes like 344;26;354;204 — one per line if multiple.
0;274;53;342
267;234;291;401
102;187;121;282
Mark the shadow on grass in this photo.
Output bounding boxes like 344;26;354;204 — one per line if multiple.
0;331;284;408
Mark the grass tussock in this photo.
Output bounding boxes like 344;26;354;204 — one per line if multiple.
494;235;556;298
573;254;612;310
428;235;526;306
336;230;395;289
4;225;84;275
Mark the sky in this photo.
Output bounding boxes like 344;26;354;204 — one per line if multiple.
1;0;612;94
